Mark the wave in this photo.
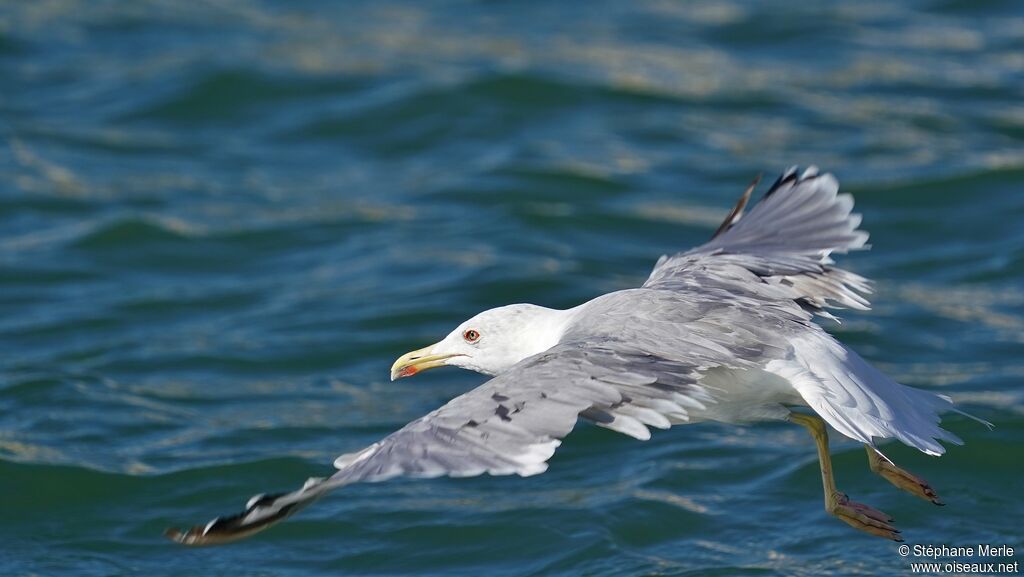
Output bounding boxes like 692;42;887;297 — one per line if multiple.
120;68;368;125
72;216;198;249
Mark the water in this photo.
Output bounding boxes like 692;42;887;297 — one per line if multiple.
2;1;1023;575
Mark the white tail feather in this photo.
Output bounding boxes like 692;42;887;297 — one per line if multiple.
776;332;988;455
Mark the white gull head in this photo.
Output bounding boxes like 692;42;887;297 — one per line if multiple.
390;304;570;379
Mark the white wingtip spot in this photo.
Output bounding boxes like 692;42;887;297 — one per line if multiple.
202;518;219;536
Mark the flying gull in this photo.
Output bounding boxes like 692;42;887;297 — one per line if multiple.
166;166;989;545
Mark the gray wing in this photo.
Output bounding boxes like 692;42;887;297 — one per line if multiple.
165;343;715;546
645;166;872;319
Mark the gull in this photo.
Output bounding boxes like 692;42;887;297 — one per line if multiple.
166;166;988;546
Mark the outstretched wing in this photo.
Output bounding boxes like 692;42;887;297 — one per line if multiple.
165;343;715;546
645;167;872;319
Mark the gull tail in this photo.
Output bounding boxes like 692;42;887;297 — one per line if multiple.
778;332;992;456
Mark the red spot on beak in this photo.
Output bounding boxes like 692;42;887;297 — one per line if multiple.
398;366;418;378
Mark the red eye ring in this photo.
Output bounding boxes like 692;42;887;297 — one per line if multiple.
463;329;480;343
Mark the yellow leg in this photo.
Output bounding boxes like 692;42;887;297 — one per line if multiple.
866;446;943;505
789;413;902;541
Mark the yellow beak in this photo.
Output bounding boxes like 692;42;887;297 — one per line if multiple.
390;344;462;381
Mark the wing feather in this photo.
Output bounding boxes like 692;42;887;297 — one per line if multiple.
165;343;715;546
645;166;872;318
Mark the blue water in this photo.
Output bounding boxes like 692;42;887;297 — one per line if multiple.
2;1;1022;575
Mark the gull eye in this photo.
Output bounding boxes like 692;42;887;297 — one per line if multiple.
462;329;481;343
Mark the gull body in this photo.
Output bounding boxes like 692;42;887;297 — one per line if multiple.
393;293;808;427
169;167;988;546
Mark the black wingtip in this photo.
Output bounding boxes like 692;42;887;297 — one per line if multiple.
164;524;224;547
164;513;283;547
764;165;808;198
163;525;225;547
165;491;302;546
